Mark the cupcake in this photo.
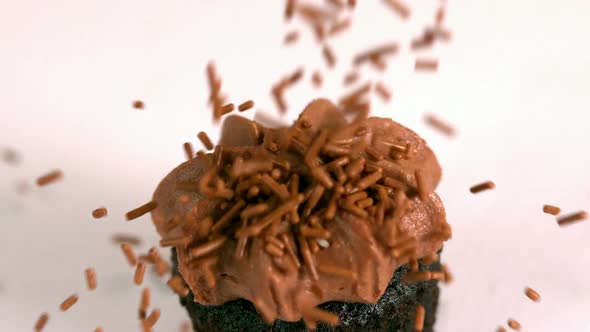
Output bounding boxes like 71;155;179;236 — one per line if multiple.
150;99;451;331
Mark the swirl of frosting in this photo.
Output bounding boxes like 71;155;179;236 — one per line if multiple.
150;99;450;324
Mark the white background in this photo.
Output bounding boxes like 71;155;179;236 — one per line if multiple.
1;0;589;331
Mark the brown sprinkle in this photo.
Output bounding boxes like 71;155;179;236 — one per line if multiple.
469;181;495;194
134;262;147;285
160;236;190;248
341;200;368;218
155;259;170;277
312;24;326;42
238;100;255;112
59;294;79;311
189;236;227;259
339;82;372;106
318;264;356;280
265;236;285;249
356;170;383;191
36;169;63;186
85;268;97;290
284;30;300;45
132;100;145;109
167;276;190;296
542;204;561;215
94;327;103;332
414;169;428;200
497;327;507;332
414;304;425;331
183;142;194;161
125;201;157;221
197;131;214;150
329;18;352;36
211;199;246;233
345;191;367;205
299;234;319;280
371;57;387;71
507;319;521;331
140;288;151;315
220;103;235;116
272;88;288;113
264;242;284;257
303;184;326;217
382;0;411;19
356;197;374;209
436;6;446;25
92;207;108;219
375;82;392;102
524;287;541;302
302;306;340;326
557;210;587;226
240;195;304;236
424;113;455;137
112;233;142;246
241;203;270;219
148;247;162;263
415;58;439;72
300;225;331;239
261;174;290;200
285;0;296;20
121;243;138;266
343;71;359;85
353;44;399;66
345;158;365;179
144;309;161;328
288;68;305;85
34;313;49;331
281;233;302;268
365;146;384;161
311;71;323;88
322;45;337;68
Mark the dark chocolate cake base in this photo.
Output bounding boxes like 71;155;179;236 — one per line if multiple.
172;249;441;332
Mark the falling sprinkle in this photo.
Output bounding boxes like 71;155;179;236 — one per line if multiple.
557;210;587;227
524;287;541;302
112;233;142;246
415;58;439;72
284;31;300;45
238;100;255;112
125;201;157;221
132;100;145;110
59;294;79;312
34;313;49;332
469;181;495;194
382;0;411;19
424;113;456;137
36;170;63;187
85;268;97;290
92;207;108;219
507;319;521;331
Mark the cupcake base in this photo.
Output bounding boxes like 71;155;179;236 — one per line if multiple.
173;249;441;332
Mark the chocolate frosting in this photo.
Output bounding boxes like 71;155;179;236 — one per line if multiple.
150;99;450;324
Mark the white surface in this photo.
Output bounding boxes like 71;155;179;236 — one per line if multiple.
1;0;589;331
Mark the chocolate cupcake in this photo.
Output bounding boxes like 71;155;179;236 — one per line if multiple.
150;99;451;331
